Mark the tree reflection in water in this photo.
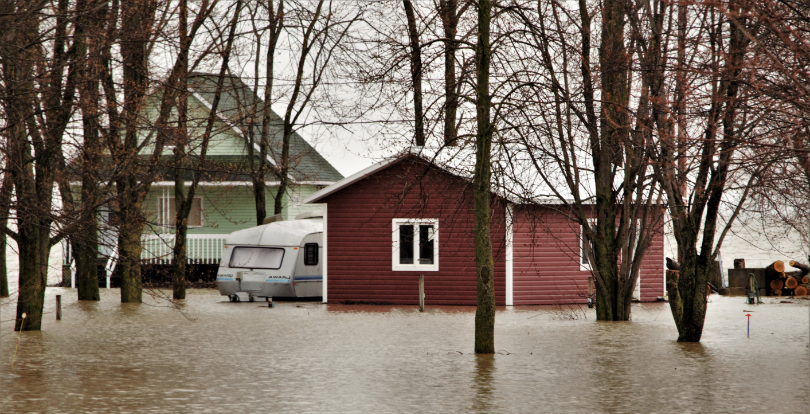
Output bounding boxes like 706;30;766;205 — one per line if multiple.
472;354;496;413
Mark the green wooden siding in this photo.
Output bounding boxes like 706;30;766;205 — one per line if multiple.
142;184;324;235
137;184;323;262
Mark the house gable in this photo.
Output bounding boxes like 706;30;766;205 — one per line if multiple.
316;155;508;305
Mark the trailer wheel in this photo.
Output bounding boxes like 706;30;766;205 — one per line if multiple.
233;295;240;302
249;296;254;302
228;295;235;302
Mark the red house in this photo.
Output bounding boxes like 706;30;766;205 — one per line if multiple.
304;154;665;305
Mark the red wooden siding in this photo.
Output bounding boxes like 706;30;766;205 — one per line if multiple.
638;224;665;302
511;206;665;305
322;157;507;305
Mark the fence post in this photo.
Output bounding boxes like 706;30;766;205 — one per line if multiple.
56;295;62;320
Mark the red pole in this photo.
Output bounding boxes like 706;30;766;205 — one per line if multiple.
745;313;751;338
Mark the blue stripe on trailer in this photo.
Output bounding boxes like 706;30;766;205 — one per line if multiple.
294;276;323;281
217;278;234;281
265;279;291;283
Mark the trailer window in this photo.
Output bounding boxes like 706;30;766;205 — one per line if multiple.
229;247;285;269
304;243;318;266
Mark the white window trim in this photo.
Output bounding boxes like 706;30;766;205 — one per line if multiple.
392;218;439;271
580;219;597;271
580;219;641;272
158;196;204;229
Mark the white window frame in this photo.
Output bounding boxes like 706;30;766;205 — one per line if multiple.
580;219;641;271
580;219;597;271
158;196;204;229
392;218;439;271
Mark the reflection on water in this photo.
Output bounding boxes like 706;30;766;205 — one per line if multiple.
0;290;808;413
473;354;495;413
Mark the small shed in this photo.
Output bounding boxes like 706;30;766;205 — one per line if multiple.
304;153;665;305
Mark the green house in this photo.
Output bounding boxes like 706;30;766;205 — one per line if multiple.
65;73;343;281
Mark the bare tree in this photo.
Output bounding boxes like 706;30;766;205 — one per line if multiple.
171;0;242;299
402;0;426;146
241;0;359;224
0;0;81;330
0;171;11;298
493;0;663;321
643;0;754;341
473;0;496;354
105;0;219;303
245;0;284;226
55;0;112;302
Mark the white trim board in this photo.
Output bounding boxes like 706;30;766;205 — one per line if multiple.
505;205;513;306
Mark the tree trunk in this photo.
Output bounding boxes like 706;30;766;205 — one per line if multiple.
403;0;425;147
666;270;683;330
115;0;158;303
73;219;100;301
118;205;144;303
74;0;104;301
253;178;268;225
0;173;11;298
592;0;629;321
439;0;458;146
473;0;495;354
15;222;50;331
171;1;241;298
172;0;190;301
274;126;292;216
672;243;708;341
172;222;188;299
255;1;283;224
667;0;750;342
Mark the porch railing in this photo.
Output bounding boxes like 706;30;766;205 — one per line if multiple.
62;234;228;288
140;234;228;265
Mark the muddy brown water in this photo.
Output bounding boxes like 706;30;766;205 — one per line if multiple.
1;289;808;413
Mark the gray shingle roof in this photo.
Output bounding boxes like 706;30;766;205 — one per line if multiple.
187;73;343;183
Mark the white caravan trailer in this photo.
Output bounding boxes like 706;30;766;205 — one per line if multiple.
216;212;323;302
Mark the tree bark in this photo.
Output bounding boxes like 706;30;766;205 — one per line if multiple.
403;0;425;147
171;0;191;300
171;0;241;299
473;0;495;354
254;0;283;225
2;0;78;330
118;216;144;303
0;173;11;298
669;0;750;342
74;0;106;301
592;0;629;321
439;0;459;146
274;0;325;216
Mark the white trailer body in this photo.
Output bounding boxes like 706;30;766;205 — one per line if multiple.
216;217;323;301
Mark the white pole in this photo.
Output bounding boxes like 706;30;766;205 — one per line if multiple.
322;204;328;304
505;204;513;306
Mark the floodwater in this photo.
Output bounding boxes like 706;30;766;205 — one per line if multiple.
0;289;808;413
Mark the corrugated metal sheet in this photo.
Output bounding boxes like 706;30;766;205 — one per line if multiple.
323;158;507;305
